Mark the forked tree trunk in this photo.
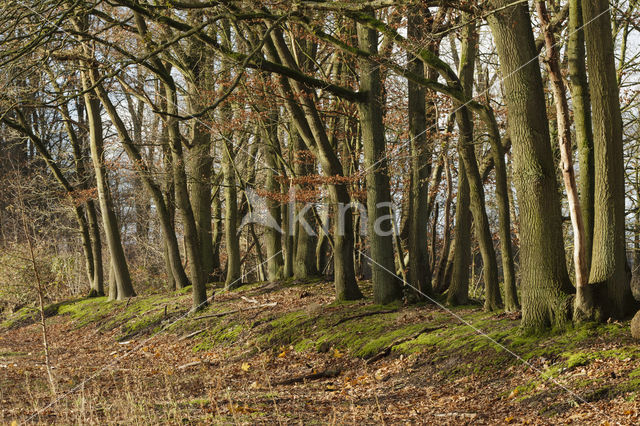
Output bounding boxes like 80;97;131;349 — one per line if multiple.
80;66;134;301
266;31;362;300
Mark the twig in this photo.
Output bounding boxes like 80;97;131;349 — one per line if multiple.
17;186;56;396
178;327;211;341
177;360;216;370
193;302;277;320
365;325;443;365
275;367;341;385
332;309;398;326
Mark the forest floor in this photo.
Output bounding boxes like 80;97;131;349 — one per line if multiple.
1;278;639;425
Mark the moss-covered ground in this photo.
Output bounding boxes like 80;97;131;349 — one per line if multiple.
1;278;638;423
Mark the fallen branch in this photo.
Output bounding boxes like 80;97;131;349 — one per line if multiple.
332;309;398;326
177;360;216;370
193;302;277;320
275;367;341;385
178;327;211;341
365;325;443;365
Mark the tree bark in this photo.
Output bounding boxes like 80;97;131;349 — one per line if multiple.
357;16;402;304
582;0;635;319
536;0;589;321
406;7;434;300
487;0;573;330
80;66;134;301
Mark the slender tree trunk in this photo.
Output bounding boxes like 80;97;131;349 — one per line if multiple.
357;17;402;304
434;156;453;293
455;19;502;310
292;126;318;278
81;68;134;301
568;0;594;273
406;7;434;300
164;81;207;308
211;188;222;281
261;109;285;281
447;160;472;305
86;201;103;296
487;0;573;330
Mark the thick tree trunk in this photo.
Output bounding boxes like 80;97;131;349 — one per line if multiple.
357;18;402;304
582;0;634;319
487;0;573;330
185;36;215;284
188;130;214;283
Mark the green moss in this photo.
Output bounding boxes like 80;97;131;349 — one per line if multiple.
355;323;427;358
193;322;245;352
629;367;640;378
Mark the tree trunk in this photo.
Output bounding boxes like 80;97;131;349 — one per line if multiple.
568;0;594;273
81;68;134;301
433;156;453;293
93;78;192;292
164;81;207;309
582;0;634;319
455;20;502;311
86;201;104;296
261;109;285;281
487;0;573;330
536;0;589;321
447;160;472;305
406;8;434;300
357;17;402;304
267;31;362;300
292;126;318;278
